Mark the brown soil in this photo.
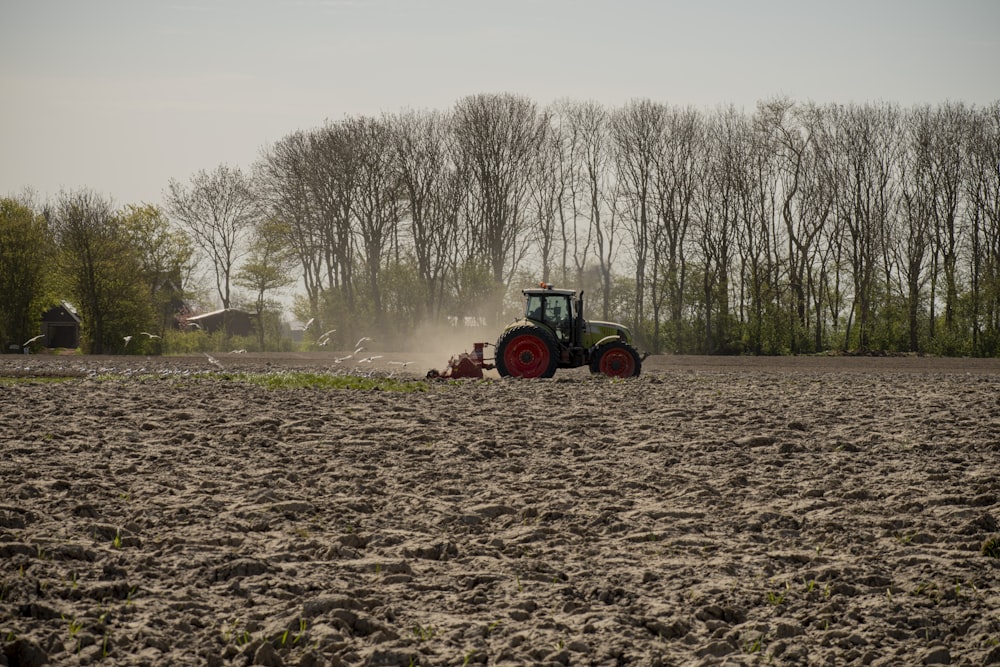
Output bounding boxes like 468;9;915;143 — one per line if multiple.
2;352;999;666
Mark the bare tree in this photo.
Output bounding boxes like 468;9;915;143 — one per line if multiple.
803;104;844;351
307;122;359;315
924;102;971;340
896;106;937;352
165;164;260;310
612;99;667;339
258;130;327;318
453;93;548;319
390;109;462;320
349;115;402;328
701;107;770;352
565;100;616;318
965;101;1000;354
527;119;562;283
831;103;901;350
757;99;836;352
653;106;702;352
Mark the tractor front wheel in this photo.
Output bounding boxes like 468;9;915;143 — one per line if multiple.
495;325;558;379
590;341;642;378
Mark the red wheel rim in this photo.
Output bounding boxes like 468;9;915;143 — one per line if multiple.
503;334;551;377
599;348;635;377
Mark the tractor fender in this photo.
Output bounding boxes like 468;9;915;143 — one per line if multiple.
589;334;626;353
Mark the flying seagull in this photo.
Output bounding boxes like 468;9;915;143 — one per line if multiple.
123;335;133;349
204;352;224;369
303;317;315;332
388;360;414;367
317;329;337;346
358;355;383;363
140;331;160;339
23;334;44;346
355;336;373;348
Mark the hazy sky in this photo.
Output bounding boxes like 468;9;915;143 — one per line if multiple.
2;0;998;209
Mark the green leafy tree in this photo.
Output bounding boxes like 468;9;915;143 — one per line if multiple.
0;197;54;349
235;218;297;350
49;190;152;354
119;204;195;337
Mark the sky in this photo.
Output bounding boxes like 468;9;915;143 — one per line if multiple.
2;0;998;210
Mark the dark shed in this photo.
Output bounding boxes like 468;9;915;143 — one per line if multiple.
40;302;81;349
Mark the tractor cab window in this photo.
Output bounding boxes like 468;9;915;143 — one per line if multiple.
526;295;545;322
526;294;574;342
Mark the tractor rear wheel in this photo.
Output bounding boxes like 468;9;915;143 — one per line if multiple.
590;340;641;378
495;325;559;378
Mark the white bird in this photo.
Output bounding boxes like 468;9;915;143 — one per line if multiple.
123;335;133;349
204;352;223;368
387;360;413;367
358;355;383;363
23;334;44;346
353;346;366;356
355;336;373;348
303;317;315;331
230;349;247;354
334;354;354;363
140;331;160;339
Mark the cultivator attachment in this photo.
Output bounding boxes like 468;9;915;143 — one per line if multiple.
426;342;494;380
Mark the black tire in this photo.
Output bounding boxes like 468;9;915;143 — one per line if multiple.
589;340;642;378
495;324;559;379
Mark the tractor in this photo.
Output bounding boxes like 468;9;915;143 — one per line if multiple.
429;283;644;379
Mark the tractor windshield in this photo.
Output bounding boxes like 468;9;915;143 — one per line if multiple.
525;294;575;342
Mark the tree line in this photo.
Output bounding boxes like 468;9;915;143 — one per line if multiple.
2;93;999;356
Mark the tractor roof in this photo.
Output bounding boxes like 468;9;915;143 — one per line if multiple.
522;288;577;297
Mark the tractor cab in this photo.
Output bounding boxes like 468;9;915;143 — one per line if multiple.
524;286;579;344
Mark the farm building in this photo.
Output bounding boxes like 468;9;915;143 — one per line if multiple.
40;301;81;349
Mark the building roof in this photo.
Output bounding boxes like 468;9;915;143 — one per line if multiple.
42;301;81;323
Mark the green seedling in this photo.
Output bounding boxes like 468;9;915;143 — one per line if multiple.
294;618;307;645
767;582;790;606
